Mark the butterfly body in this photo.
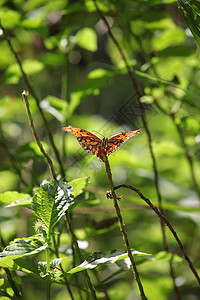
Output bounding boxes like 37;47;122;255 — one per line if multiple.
62;125;142;161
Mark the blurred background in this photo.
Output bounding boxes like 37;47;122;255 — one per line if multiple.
0;0;200;299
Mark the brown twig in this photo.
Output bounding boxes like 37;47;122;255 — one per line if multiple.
22;91;57;180
0;22;65;180
103;155;148;300
94;0;163;234
52;235;75;300
94;3;181;298
113;184;200;286
171;113;200;200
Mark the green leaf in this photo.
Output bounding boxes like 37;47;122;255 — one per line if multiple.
16;141;49;159
22;18;48;36
66;91;84;119
68;249;151;274
0;191;31;207
0;257;42;280
32;180;74;237
69;177;89;198
38;258;62;277
76;28;97;52
134;69;198;99
154;251;182;262
40;98;65;122
0;9;20;28
0;237;47;259
152;27;185;51
73;68;121;93
5;60;44;84
177;0;200;46
40;95;69;121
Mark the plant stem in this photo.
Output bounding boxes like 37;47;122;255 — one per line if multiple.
46;281;51;300
0;22;66;180
113;184;200;285
171;113;200;201
52;235;75;300
46;246;50;272
65;212;98;299
22;91;57;180
94;3;180;298
103;155;147;300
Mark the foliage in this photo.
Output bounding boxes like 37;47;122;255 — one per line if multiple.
0;0;200;299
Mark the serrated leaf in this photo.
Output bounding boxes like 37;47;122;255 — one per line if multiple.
68;249;151;274
0;237;47;259
38;258;63;277
69;177;89;198
38;261;48;277
32;180;74;237
0;191;31;207
5;198;32;208
50;258;63;267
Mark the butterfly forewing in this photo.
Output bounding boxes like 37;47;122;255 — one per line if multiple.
62;125;142;160
106;129;142;155
62;125;101;156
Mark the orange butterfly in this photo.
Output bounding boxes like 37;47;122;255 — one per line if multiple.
62;125;142;161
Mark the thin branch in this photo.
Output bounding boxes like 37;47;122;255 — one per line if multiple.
103;155;148;300
0;22;66;180
22;91;57;180
94;4;180;298
52;235;75;300
94;0;162;230
113;184;200;286
171;113;200;200
65;212;98;300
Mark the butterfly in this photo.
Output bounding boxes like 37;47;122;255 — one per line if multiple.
62;125;142;161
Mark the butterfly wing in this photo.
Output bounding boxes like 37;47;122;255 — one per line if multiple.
62;125;101;156
106;129;142;155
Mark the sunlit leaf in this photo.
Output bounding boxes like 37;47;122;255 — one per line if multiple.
66;91;84;119
32;180;74;237
0;191;31;207
76;28;97;52
68;249;151;274
69;177;89;198
22;18;48;36
5;60;44;84
0;237;47;258
40;98;65;122
0;9;20;28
